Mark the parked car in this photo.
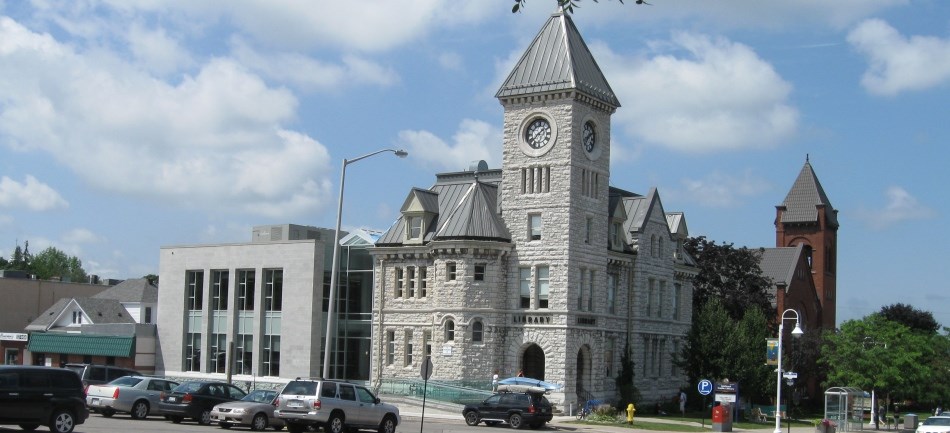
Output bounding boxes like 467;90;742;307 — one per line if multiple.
62;363;141;389
85;375;179;419
211;389;285;431
273;378;400;433
917;415;950;433
462;390;553;429
0;365;90;433
158;381;247;425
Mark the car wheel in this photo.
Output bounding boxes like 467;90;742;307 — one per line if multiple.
325;413;345;433
170;415;183;423
131;400;150;419
220;422;232;429
464;411;480;426
251;413;269;431
508;413;524;429
18;425;39;432
101;408;115;418
50;409;77;433
378;415;397;433
198;409;213;425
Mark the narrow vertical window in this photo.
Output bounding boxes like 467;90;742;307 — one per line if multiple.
395;268;404;298
186;270;204;311
587;270;594;312
607;273;617;314
407;266;416;298
578;269;586;310
423;330;432;356
521;168;527;194
445;320;455;342
386;331;395;365
446;262;457;281
585;217;593;244
211;270;229;310
672;283;681;320
404;330;413;367
420;267;428;298
472;320;483;343
536;266;549;309
529;214;542;240
519;268;531;309
237;269;255;311
658;281;666;318
646;278;655;317
544;166;551;192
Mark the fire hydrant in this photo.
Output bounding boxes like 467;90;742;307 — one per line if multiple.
627;403;636;424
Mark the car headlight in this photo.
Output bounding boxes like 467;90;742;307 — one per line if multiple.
231;408;246;415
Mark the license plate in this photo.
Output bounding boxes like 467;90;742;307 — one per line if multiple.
168;397;177;403
91;398;100;406
288;400;303;408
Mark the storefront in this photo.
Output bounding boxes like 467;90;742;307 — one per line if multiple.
1;332;28;365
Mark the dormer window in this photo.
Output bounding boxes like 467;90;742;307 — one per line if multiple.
406;215;424;241
610;221;623;250
71;311;82;325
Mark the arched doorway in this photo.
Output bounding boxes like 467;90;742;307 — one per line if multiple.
575;346;591;399
522;344;545;380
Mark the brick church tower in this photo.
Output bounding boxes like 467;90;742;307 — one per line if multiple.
775;156;838;329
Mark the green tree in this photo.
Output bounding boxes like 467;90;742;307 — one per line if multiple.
821;314;933;407
615;342;641;408
879;303;939;334
10;241;32;270
30;246;89;282
684;236;774;321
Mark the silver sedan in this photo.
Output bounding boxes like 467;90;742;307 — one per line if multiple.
211;389;286;431
85;376;179;419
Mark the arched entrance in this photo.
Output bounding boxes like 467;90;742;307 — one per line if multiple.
575;346;592;399
522;344;545;380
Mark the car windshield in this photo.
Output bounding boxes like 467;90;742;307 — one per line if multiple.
64;365;85;376
109;376;142;387
923;417;950;426
243;390;277;403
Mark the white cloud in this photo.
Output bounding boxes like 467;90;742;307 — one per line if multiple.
0;17;333;218
229;37;398;91
0;175;68;211
673;170;772;208
848;19;950;96
397;119;501;172
127;23;194;76
62;228;103;245
592;34;798;153
856;186;936;230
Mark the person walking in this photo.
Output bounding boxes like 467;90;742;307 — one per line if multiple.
679;389;687;416
492;370;499;391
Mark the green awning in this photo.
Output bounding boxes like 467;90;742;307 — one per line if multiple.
28;333;134;357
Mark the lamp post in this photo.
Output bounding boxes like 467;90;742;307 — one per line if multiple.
322;148;408;379
774;309;804;433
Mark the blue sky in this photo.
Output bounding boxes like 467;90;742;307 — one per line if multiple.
0;1;947;328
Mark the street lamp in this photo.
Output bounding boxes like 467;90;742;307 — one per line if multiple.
775;309;804;433
322;148;408;379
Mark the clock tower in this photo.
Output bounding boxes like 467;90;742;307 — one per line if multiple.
495;9;620;383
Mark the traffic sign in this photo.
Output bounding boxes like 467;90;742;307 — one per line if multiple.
420;356;433;381
698;379;713;396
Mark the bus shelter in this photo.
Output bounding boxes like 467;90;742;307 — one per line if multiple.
824;387;867;432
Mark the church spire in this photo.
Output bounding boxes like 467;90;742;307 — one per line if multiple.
779;157;838;228
495;11;620;108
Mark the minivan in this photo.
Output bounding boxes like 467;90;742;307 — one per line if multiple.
0;365;90;433
63;363;140;388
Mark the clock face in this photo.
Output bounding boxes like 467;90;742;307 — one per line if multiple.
525;118;552;149
583;121;596;153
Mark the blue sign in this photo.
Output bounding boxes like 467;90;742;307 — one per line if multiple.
698;379;713;396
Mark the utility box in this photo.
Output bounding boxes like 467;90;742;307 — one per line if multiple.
904;414;918;430
712;404;733;432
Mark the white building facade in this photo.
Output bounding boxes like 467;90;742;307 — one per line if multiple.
370;11;696;407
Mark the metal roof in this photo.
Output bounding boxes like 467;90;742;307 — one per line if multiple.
666;212;688;238
26;297;135;331
757;245;803;287
93;278;157;303
495;11;620;107
435;181;511;241
28;332;134;357
780;159;838;228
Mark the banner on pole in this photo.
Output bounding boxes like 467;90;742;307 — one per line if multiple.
766;338;779;365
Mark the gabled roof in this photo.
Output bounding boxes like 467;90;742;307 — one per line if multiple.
757;244;804;287
435;181;511;241
377;168;510;246
779;158;838;228
26;297;135;331
623;188;665;234
666;212;688;238
401;188;440;214
93;278;157;303
495;11;620;108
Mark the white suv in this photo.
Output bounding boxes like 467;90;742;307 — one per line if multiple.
273;379;399;433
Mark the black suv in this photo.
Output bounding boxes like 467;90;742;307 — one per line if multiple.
463;391;553;429
62;363;140;388
0;366;90;433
